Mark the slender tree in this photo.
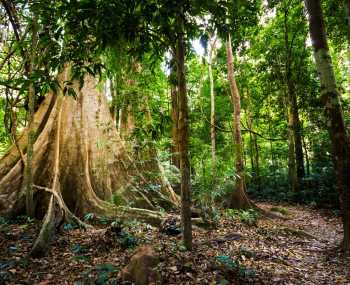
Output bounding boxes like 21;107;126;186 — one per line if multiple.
208;34;217;180
176;9;192;250
282;2;305;192
170;57;180;170
305;0;350;253
345;0;350;25
226;34;251;209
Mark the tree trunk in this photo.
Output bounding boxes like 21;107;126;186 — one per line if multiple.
170;58;180;170
208;36;216;179
302;136;310;176
23;17;38;217
288;87;305;189
0;69;179;229
226;34;251;209
247;110;260;190
305;0;350;253
176;12;192;250
253;132;261;189
283;7;304;192
345;0;350;26
287;103;299;192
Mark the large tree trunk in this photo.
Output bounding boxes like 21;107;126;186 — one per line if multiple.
176;12;192;250
23;18;38;217
305;0;350;253
0;69;179;233
226;35;252;209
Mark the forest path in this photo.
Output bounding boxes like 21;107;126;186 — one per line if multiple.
0;202;349;284
251;202;348;284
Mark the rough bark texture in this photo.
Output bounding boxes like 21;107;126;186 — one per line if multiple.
305;0;350;253
176;13;192;250
226;35;252;209
22;17;38;217
0;69;179;230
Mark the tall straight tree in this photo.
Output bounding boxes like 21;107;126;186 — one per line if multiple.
170;57;180;170
208;34;217;180
281;0;305;193
176;8;192;250
345;0;350;25
226;34;251;209
305;0;350;253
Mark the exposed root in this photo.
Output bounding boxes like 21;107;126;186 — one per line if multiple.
0;71;181;258
257;207;291;221
33;185;91;229
281;227;317;239
30;195;57;258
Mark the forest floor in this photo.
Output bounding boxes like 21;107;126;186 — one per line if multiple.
0;202;349;285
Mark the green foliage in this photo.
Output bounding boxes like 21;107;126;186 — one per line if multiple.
270;207;289;216
224;209;259;226
63;223;78;231
110;193;124;206
239;246;256;259
75;263;118;285
84;213;95;222
216;255;256;278
70;244;88;255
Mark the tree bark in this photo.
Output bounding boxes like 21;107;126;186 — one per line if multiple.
0;69;179;228
226;34;251;209
305;0;350;253
208;35;216;179
287;104;299;192
287;87;304;190
302;136;310;176
23;17;38;217
283;6;304;192
176;12;192;250
170;57;180;170
247;109;260;190
345;0;350;25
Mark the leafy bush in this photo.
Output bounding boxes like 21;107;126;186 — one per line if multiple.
224;209;259;226
216;255;256;278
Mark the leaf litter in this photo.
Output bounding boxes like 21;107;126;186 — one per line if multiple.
0;202;349;284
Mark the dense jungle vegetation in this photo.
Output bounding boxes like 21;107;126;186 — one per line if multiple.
0;0;349;284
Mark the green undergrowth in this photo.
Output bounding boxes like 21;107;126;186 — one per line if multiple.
224;209;260;226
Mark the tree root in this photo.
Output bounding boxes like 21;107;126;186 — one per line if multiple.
0;72;183;258
30;195;57;258
256;207;291;221
281;227;317;239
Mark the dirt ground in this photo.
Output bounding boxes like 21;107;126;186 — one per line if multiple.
0;202;349;284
